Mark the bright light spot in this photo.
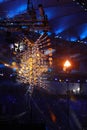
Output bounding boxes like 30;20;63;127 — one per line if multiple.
36;53;40;57
64;60;71;68
44;49;55;55
16;37;50;90
47;32;52;36
21;26;28;29
77;87;80;92
39;31;44;35
55;78;57;81
77;79;80;83
55;35;59;38
0;73;4;76
73;87;80;94
73;89;76;93
63;60;71;72
70;37;77;42
55;28;64;35
66;79;68;82
12;62;16;66
4;63;10;67
10;44;14;49
12;68;17;71
85;8;87;11
80;24;87;40
59;79;61;82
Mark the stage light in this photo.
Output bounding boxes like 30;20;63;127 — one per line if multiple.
59;79;62;82
55;78;57;81
4;63;10;67
77;79;80;83
66;79;69;82
0;73;4;76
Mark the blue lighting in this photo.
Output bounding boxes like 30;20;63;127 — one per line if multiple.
21;25;28;29
55;28;64;35
0;0;9;3
7;4;27;18
45;7;60;20
47;31;52;36
0;0;4;3
77;23;87;40
70;37;77;42
0;64;5;68
67;36;77;42
80;29;87;40
48;68;52;72
39;31;51;36
55;34;77;42
54;22;87;42
0;27;5;30
53;14;78;36
12;68;17;71
39;31;44;35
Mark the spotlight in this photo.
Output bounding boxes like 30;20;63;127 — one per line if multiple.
77;79;80;83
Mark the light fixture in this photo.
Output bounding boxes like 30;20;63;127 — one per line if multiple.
15;34;52;94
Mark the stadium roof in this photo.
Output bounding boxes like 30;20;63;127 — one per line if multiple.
0;0;87;43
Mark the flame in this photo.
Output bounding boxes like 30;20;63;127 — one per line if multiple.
64;60;71;67
63;60;71;72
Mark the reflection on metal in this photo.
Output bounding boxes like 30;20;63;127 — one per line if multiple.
16;34;52;94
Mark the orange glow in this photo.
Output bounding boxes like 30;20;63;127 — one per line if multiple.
48;48;52;51
12;62;16;66
49;53;52;56
49;57;53;61
49;110;56;123
63;60;71;72
47;43;51;46
64;60;71;68
36;53;40;57
49;61;52;65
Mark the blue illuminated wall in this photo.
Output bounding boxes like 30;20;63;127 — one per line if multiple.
0;0;27;18
7;4;27;18
0;0;4;3
78;23;87;40
0;0;87;43
0;0;11;4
